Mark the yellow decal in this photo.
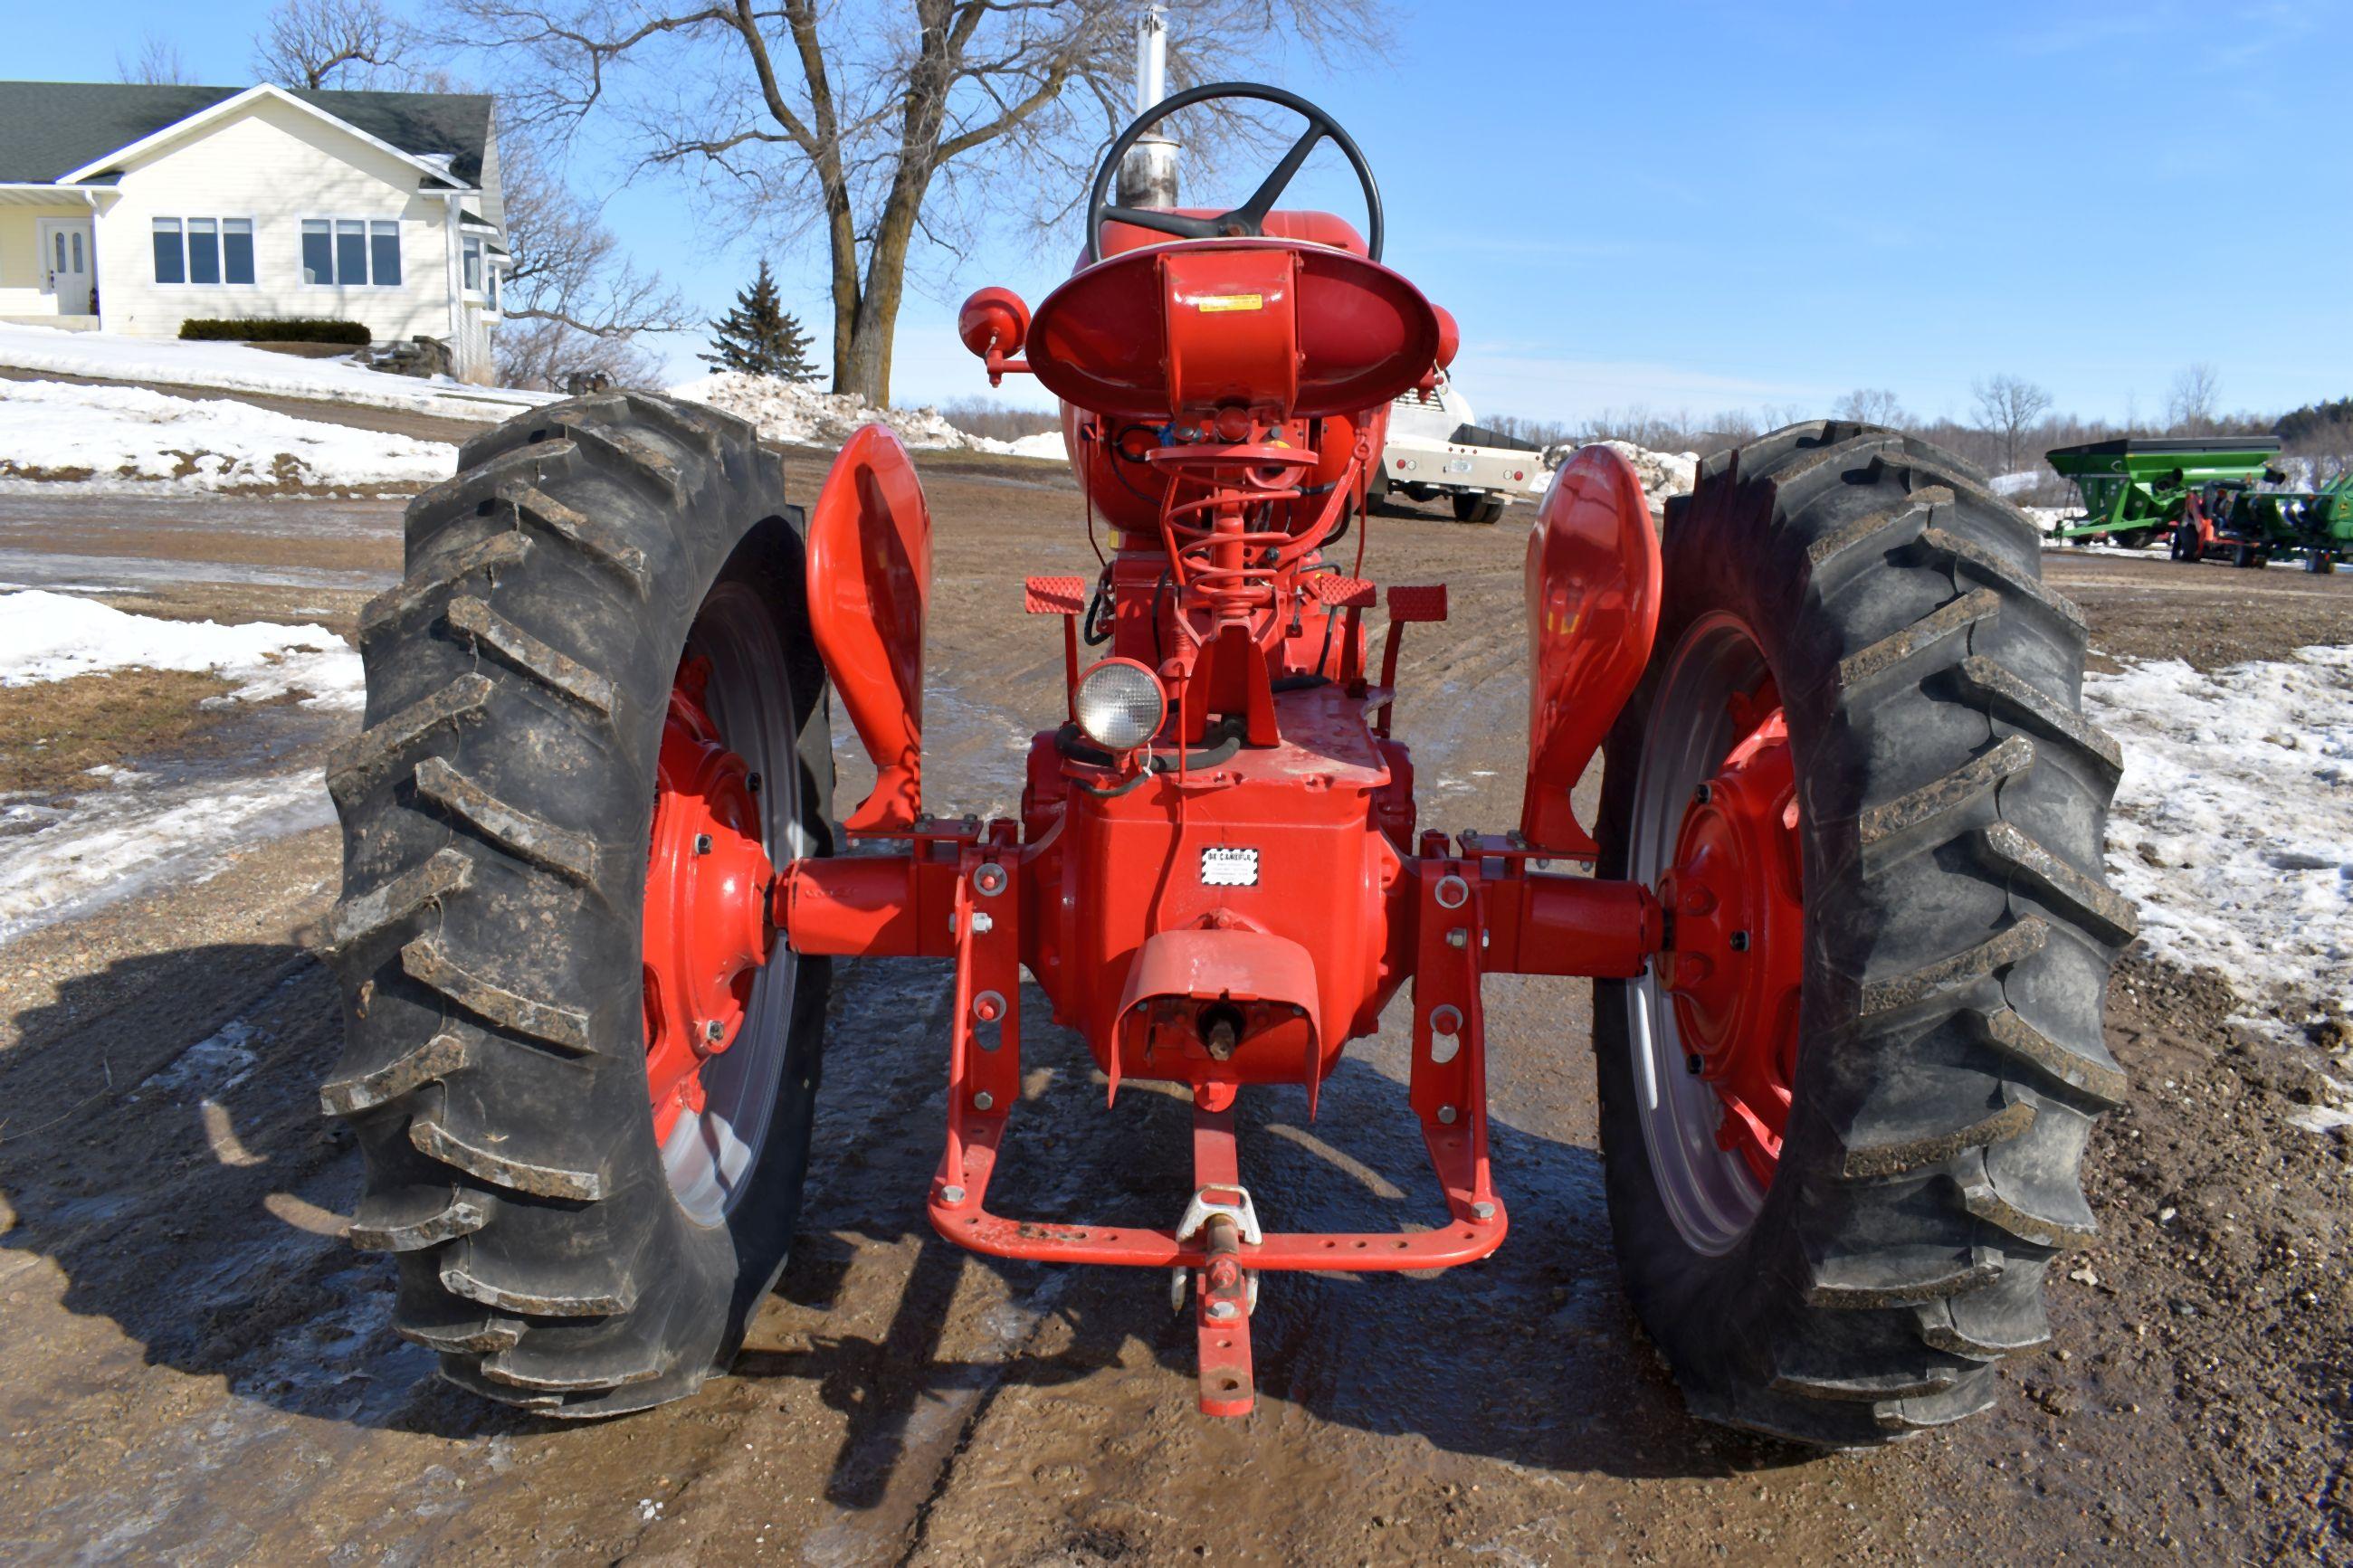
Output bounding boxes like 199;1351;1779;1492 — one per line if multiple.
1194;293;1265;313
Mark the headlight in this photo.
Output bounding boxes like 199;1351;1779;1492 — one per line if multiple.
1074;658;1166;752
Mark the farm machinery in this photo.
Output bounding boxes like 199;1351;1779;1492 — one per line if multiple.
321;83;2129;1446
2043;435;2277;550
2174;470;2353;572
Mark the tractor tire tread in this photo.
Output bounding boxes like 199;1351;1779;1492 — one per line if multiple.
1596;420;2124;1448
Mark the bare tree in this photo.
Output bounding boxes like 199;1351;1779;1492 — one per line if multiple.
252;0;416;89
1972;374;2054;475
116;33;194;85
1832;387;1908;428
494;128;692;389
452;0;1386;404
2166;362;2221;434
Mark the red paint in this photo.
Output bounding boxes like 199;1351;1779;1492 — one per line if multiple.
643;659;776;1144
806;423;932;832
776;179;1691;1415
1659;689;1803;1186
1026;239;1441;422
1519;445;1663;856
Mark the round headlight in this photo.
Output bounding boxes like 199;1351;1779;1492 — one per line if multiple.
1074;658;1166;752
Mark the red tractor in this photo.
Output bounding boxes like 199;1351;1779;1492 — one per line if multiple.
321;84;2130;1444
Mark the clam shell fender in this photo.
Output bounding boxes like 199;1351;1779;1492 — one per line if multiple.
1518;444;1662;856
807;423;931;832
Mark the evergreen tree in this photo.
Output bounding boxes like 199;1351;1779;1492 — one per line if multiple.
699;261;818;380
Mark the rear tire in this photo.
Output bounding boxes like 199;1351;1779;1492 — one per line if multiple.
319;393;835;1416
1596;423;2130;1446
1451;490;1505;525
2169;525;2202;562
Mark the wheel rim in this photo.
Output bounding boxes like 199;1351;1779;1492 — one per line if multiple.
642;584;806;1226
1624;614;1805;1255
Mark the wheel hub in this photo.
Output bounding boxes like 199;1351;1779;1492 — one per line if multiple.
1657;693;1803;1187
643;656;776;1145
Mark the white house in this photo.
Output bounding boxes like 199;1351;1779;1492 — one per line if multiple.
0;81;510;378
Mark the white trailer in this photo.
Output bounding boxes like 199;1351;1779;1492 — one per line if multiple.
1371;370;1548;524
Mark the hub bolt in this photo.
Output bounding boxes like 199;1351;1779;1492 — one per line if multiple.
1437;1104;1458;1125
1729;929;1751;952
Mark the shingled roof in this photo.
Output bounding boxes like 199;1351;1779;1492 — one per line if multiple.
0;81;492;185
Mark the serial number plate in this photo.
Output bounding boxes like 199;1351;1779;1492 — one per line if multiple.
1200;846;1260;887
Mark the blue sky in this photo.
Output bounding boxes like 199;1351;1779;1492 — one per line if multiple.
14;1;2350;423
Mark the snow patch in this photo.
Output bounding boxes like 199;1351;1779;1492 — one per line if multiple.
0;378;456;491
670;372;1062;459
0;766;335;941
2083;645;2353;1022
0;324;555;422
0;589;362;708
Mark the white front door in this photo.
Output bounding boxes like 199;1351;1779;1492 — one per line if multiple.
38;219;95;315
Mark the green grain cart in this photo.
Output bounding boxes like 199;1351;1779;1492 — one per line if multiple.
2044;436;2282;549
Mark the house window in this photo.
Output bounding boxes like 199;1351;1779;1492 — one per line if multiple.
152;219;184;283
487;264;500;312
462;235;483;292
301;218;401;285
152;217;255;285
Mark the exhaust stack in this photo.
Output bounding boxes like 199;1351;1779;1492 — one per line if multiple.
1116;5;1179;210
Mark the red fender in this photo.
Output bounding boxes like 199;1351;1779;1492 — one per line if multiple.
1518;444;1662;857
807;423;932;832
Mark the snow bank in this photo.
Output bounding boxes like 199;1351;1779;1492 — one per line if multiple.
2084;645;2353;1022
0;589;362;708
670;372;1063;460
0;379;455;492
1562;442;1698;518
0;324;554;422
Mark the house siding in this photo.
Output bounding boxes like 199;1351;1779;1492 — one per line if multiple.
94;95;492;369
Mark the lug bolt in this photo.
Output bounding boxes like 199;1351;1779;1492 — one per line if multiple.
939;1184;967;1206
973;1091;994;1111
1437;1104;1458;1125
1694;783;1713;805
694;832;713;854
702;1020;725;1042
1729;929;1751;952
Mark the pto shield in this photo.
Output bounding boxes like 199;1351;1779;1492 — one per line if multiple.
1519;444;1662;856
807;423;931;832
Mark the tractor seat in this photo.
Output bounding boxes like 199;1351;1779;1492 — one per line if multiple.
1026;222;1441;424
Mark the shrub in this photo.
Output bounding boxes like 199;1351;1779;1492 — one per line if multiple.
178;318;370;346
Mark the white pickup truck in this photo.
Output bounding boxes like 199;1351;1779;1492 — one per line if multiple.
1369;370;1548;524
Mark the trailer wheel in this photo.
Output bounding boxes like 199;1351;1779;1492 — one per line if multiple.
319;393;834;1416
1596;422;2129;1446
2232;543;2261;569
2115;527;2154;551
2169;525;2202;563
1451;491;1505;525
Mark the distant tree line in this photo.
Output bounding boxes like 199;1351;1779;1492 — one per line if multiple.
1495;364;2353;505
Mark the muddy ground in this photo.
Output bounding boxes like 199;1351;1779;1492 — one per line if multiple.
2;453;2350;1565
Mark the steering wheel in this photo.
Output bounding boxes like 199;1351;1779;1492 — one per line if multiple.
1085;81;1384;264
